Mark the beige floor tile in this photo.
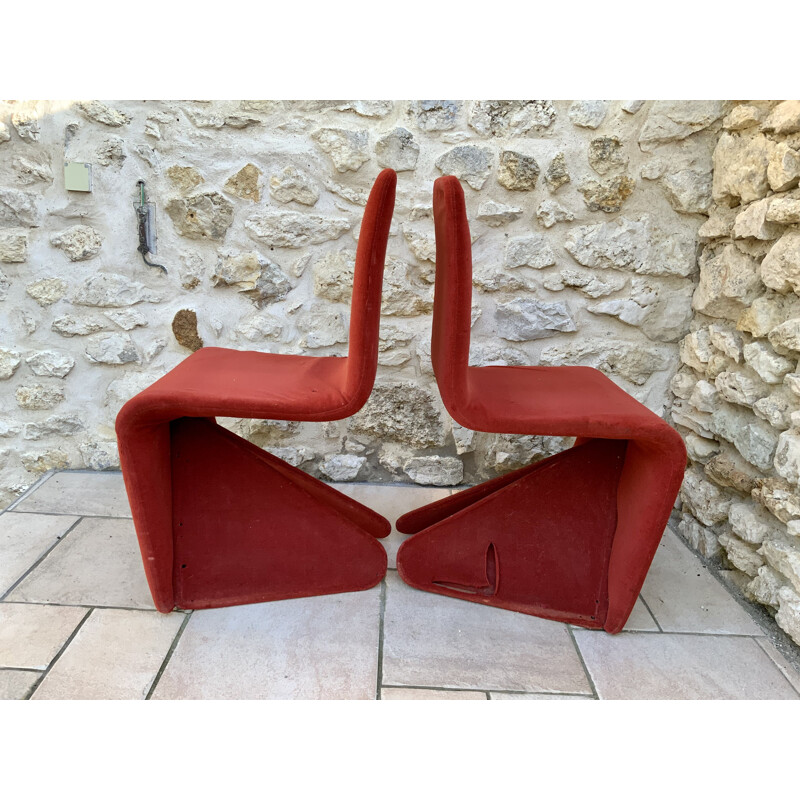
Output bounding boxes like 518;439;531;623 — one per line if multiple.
755;638;800;695
574;631;799;700
334;483;451;569
622;597;660;632
381;687;487;700
489;692;595;700
0;603;87;669
152;587;381;699
7;518;155;610
641;530;762;635
32;608;184;700
382;572;591;694
0;670;41;700
0;513;80;596
13;472;131;518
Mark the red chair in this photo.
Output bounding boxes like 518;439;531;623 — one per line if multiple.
395;176;686;633
116;169;397;613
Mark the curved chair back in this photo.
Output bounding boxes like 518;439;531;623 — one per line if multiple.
343;168;397;406
431;175;473;405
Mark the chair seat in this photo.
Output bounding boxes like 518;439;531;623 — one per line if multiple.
122;346;351;424
460;365;671;440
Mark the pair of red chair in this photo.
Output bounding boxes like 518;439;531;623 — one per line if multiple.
116;168;686;633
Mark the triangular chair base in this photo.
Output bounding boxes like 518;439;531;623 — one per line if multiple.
170;418;389;610
396;439;627;628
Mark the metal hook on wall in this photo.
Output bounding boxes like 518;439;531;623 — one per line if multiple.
135;180;167;274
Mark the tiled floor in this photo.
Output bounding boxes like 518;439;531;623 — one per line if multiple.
1;470;799;700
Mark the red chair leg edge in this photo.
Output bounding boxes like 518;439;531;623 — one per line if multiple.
119;416;389;612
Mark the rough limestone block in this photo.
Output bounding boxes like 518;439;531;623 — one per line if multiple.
746;565;785;608
311;128;370;172
680;468;733;526
729;501;782;545
767;142;800;192
403;456;463;487
712;132;771;205
568;100;608;129
640;101;730;147
774;430;800;486
761;231;800;295
714;370;769;408
469;101;556;136
50;225;102;261
374;128;419;172
435;146;493;190
742;341;794;384
677;512;721;559
505;235;556;269
733;198;783;240
767;197;800;225
761;101;800;135
709;402;779;472
319;454;366;482
495;298;576;341
760;540;800;594
719;531;764;577
0;229;28;263
776;586;800;644
692;245;762;321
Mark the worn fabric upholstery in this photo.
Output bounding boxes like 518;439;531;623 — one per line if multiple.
396;175;687;633
116;169;397;612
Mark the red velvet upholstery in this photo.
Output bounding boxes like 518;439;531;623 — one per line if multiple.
116;169;397;612
395;176;687;633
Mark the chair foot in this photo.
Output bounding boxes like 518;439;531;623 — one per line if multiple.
168;418;389;609
396;438;627;628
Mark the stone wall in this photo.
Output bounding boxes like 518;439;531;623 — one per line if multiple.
1;100;718;513
669;100;800;646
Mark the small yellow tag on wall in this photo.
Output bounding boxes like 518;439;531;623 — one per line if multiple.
64;162;92;192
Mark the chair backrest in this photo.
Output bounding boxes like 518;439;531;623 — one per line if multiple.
431;175;473;404
343;168;397;406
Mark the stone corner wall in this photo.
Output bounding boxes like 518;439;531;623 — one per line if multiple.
669;100;800;647
2;99;719;519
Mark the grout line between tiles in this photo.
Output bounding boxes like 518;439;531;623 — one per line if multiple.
375;579;387;700
637;593;664;632
0;599;159;613
753;637;800;698
24;607;93;699
2;471;56;514
8;510;132;520
0;516;85;602
566;625;600;700
145;611;192;700
0;667;44;674
379;684;493;694
380;684;593;698
45;469;123;475
487;689;595;699
581;628;767;639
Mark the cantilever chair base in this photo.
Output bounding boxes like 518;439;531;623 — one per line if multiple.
397;438;626;629
136;417;389;612
169;418;389;610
